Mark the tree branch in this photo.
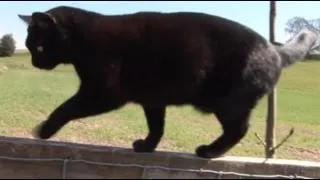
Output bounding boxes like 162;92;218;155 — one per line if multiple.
272;127;294;151
255;132;266;147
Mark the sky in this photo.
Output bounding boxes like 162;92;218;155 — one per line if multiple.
1;1;320;50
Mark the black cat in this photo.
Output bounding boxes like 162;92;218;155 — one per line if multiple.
18;6;318;159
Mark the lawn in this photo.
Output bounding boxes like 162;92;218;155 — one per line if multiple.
0;52;319;161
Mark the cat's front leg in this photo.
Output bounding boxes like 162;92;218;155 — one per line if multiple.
34;90;124;139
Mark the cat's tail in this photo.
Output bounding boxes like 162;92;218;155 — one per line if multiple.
273;28;319;68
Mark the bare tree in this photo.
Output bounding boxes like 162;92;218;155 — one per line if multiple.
285;17;320;59
286;17;320;36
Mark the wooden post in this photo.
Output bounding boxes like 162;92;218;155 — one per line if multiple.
265;1;277;159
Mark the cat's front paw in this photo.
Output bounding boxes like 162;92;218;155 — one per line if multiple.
32;121;53;140
132;139;156;153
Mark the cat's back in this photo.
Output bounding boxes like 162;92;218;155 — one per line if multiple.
46;6;266;47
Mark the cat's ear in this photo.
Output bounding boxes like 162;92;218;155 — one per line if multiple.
18;14;32;25
18;12;56;28
31;12;56;28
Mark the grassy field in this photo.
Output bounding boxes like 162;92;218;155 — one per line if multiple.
0;52;319;161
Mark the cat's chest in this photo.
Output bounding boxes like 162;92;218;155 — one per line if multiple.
75;60;122;90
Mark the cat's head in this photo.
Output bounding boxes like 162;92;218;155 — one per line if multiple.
18;12;70;70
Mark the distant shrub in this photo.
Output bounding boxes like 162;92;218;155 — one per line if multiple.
0;34;16;57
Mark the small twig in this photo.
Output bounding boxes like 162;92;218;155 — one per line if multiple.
254;132;266;147
272;127;294;151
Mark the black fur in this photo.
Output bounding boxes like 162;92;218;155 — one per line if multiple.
18;6;318;159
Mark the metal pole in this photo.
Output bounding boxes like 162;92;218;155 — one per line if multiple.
265;0;277;159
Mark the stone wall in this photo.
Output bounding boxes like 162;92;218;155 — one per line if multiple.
0;136;319;179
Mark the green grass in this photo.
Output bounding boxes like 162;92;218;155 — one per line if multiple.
0;53;319;161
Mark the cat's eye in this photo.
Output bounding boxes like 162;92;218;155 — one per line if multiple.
37;46;43;52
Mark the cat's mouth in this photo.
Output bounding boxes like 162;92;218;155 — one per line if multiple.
31;59;57;70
